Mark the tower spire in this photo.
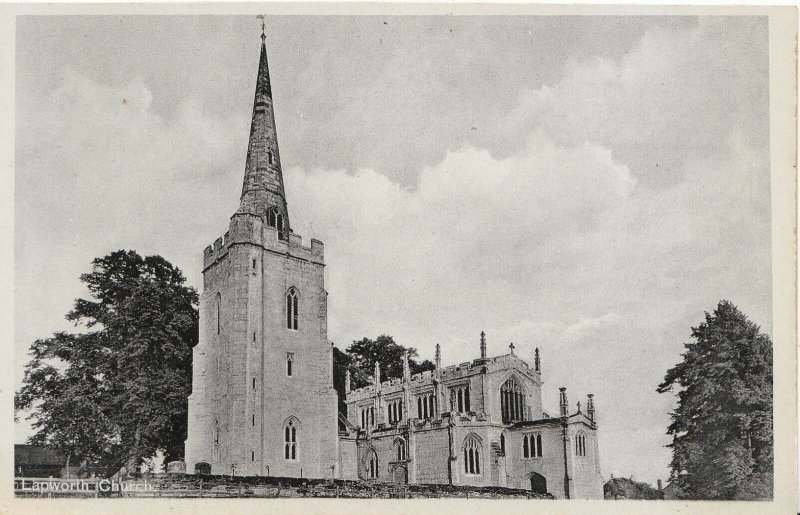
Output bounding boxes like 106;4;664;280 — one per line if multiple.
238;21;291;238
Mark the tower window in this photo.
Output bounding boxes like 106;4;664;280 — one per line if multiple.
500;433;506;454
216;293;221;335
575;432;587;457
252;414;255;426
287;352;294;377
501;377;525;423
284;418;298;460
276;212;285;239
268;151;274;165
286;287;299;330
253;378;256;390
252;451;255;462
252;258;256;270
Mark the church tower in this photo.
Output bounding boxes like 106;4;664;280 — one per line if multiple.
185;28;339;478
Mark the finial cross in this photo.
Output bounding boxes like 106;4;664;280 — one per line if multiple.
509;342;515;354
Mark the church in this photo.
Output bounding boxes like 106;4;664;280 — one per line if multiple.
184;30;604;499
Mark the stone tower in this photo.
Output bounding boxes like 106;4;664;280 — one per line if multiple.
185;30;339;478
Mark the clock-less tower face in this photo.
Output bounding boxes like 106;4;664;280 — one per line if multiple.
184;33;339;479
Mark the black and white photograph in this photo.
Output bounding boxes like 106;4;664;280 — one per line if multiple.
3;6;796;513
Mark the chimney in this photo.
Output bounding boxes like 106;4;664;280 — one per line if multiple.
435;343;441;370
559;387;568;417
657;479;663;491
480;331;487;359
587;394;595;422
345;369;351;394
534;347;540;372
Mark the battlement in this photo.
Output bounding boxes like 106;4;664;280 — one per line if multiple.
410;370;433;382
345;351;540;404
203;213;324;271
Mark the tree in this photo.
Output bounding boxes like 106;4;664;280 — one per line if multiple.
347;334;435;386
656;300;772;500
331;335;435;414
15;250;198;475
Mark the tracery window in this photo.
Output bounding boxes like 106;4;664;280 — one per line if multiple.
575;431;587;457
501;377;525;423
523;432;543;458
287;352;294;377
286;287;299;330
284;418;299;460
463;434;482;475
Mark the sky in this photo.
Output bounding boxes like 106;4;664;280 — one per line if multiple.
15;15;771;486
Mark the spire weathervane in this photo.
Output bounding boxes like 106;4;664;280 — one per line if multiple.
257;14;266;41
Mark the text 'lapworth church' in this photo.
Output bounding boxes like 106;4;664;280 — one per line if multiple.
184;30;603;499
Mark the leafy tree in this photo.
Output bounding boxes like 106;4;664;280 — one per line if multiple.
15;250;198;475
347;334;435;386
603;476;663;500
657;300;773;500
332;335;435;414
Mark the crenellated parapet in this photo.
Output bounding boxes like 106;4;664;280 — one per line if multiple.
203;213;324;272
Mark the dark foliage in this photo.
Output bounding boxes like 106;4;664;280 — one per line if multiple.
603;477;663;500
332;335;435;414
656;300;773;500
15;250;198;475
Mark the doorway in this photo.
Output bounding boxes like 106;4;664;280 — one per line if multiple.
530;472;547;495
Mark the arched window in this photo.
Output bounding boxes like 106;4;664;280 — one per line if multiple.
501;377;525;423
286;287;299;330
575;431;587;457
276;212;285;239
523;433;543;458
268;208;278;228
286;352;294;377
462;434;482;475
394;438;407;461
284;418;299;460
500;433;506;454
216;293;221;335
367;449;379;479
